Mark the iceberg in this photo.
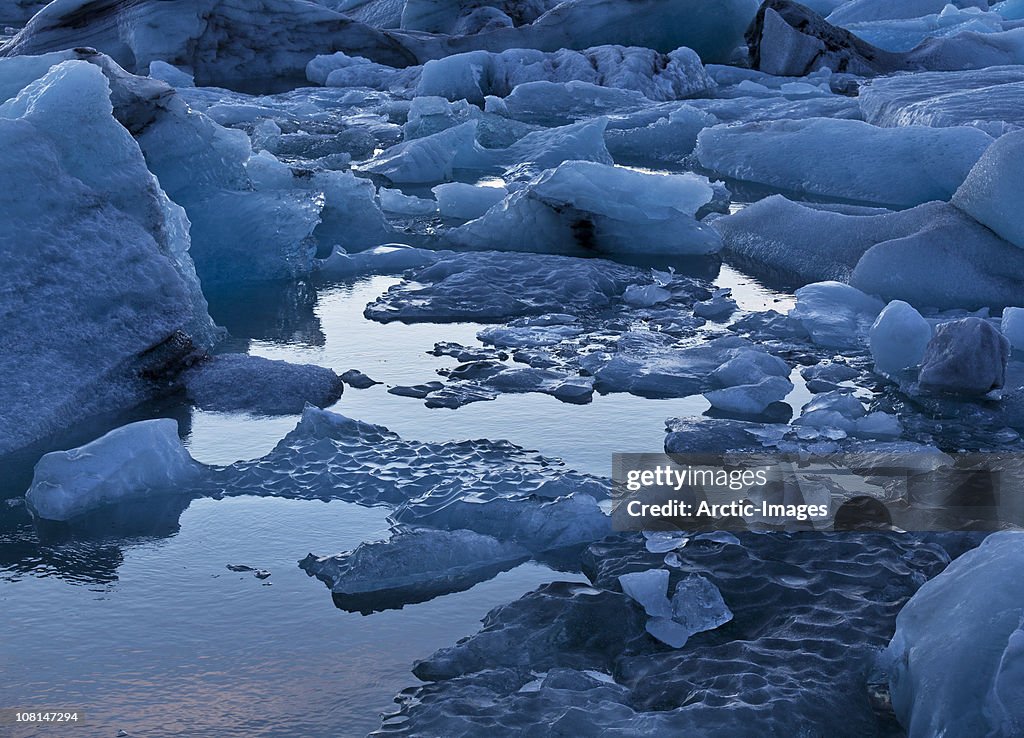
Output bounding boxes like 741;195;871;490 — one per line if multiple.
918;317;1010;395
451;161;722;256
0;60;218;455
26;419;202;522
183;354;344;414
885;531;1024;737
300;528;529;612
695;118;993;208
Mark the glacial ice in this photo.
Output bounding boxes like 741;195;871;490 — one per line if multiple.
432;182;507;219
695;118;993;207
183;354;344;415
618;569;672;618
869;300;932;374
0;59;218;455
26;419;202;522
704;376;794;416
451;161;722;255
318;244;441;279
918;317;1010;394
885;531;1024;738
953;128;1024;250
789;282;884;349
414;46;713;105
1001;307;1024;351
300;529;529;611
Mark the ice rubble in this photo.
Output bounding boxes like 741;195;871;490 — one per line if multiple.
380;533;956;736
450;161;723;256
182;354;344;414
26;419;202;522
918;317;1010;395
0;59;219;456
885;531;1024;738
695;118;993;207
869;300;932;374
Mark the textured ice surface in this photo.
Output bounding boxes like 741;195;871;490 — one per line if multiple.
918;317;1010;395
451;161;721;255
183;354;344;414
0;59;217;455
378;532;957;735
26;419;202;521
869;300;932;374
885;531;1024;738
432;182;507;220
414;46;713;104
0;0;46;24
300;529;529;611
696;117;993;207
953;128;1024;250
364;250;647;322
859;66;1024;133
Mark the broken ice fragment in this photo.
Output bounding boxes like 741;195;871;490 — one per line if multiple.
618;569;672;618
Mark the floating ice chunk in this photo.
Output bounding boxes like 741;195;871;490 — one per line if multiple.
828;0;965;26
183;354;344;415
365;250;644;323
318;244;441;279
340;369;380;389
300;529;529;612
1001;308;1024;351
605;104;716;166
646;617;692;648
696;118;993;208
619;569;672;618
26;419;202;521
790;282;884;349
704;376;794;416
870;301;933;374
491;80;648;127
802;361;860;392
918;317;1010;395
693;289;738;320
711;350;790;387
622;284;672;307
148;60;194;87
953;128;1024;250
0;60;218;454
643;531;689;553
451;161;721;256
356;118;611;184
884;531;1024;738
379;187;438;216
432;182;507;220
414;46;713;105
670;574;733;637
305;51;421;90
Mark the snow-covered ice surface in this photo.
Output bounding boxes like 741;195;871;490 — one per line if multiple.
5;0;1024;735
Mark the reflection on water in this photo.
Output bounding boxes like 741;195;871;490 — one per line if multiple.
0;265;795;737
0;497;585;738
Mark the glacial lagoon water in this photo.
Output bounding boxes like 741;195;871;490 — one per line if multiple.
0;264;795;737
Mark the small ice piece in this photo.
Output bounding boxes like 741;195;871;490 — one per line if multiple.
183;354;344;415
704;376;794;416
646;617;692;648
623;284;673;307
692;531;741;545
711;349;790;387
918;317;1010;395
802;361;860;393
643;531;688;553
388;382;444;399
693;289;737;319
317;244;441;279
433;182;507;220
790;281;885;349
869;300;933;374
1001;307;1024;351
618;569;672;618
26;419;202;521
670;574;733;636
340;369;380;389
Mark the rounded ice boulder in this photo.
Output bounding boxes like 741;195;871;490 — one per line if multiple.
918;317;1009;395
26;419;203;522
869;300;932;374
